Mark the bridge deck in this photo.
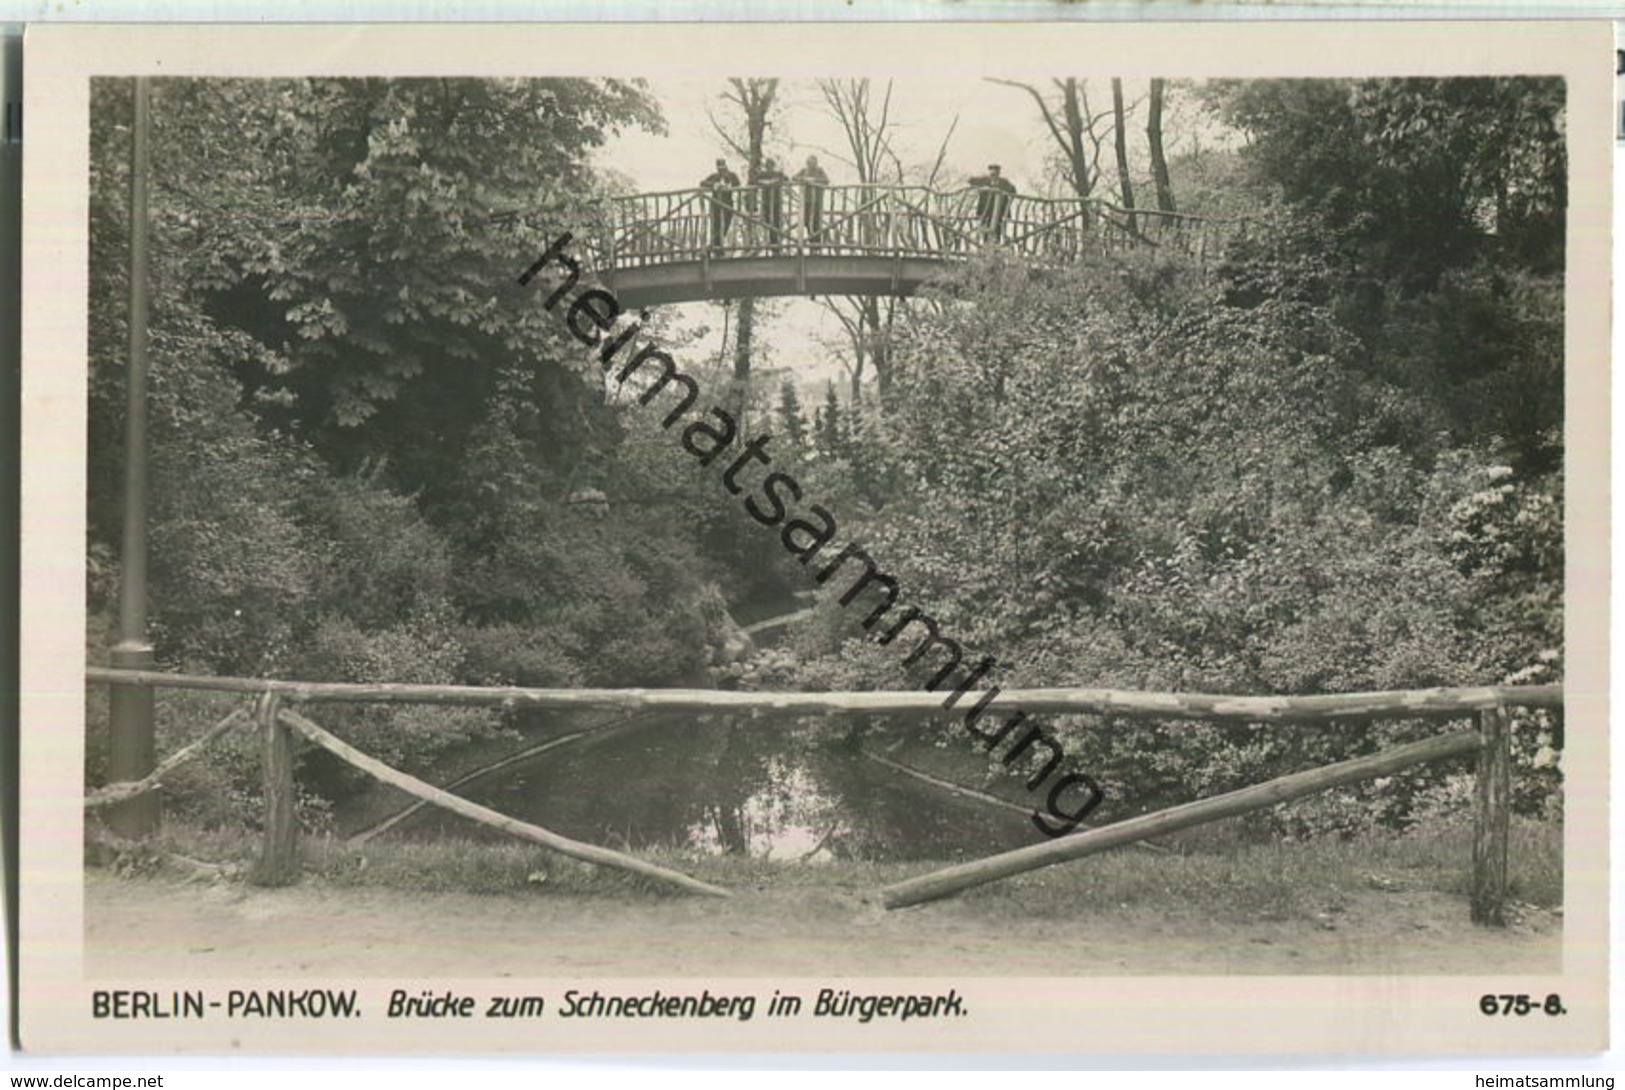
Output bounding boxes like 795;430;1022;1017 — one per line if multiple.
600;253;954;307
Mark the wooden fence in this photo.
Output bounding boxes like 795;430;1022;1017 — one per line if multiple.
85;666;1562;925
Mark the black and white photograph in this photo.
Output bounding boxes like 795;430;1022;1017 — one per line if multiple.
15;21;1610;1055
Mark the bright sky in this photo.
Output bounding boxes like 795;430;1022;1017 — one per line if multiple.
592;78;1216;397
602;79;1049;195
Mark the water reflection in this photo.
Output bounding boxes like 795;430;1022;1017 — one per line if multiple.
401;715;1037;862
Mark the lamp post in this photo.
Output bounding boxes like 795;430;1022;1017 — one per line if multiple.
107;76;156;837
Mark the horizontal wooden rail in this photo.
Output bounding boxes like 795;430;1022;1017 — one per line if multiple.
87;667;1562;722
279;707;731;899
598;185;1250;220
878;728;1484;909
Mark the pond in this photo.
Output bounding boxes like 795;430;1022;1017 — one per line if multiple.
397;713;1039;863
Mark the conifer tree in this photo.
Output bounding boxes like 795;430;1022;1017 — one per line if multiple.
777;380;809;446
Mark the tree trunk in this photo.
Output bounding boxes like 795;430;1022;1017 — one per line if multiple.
861;296;892;397
722;78;777;382
1110;78;1137;235
817;79;906;401
1147;78;1176;213
991;77;1094;236
732;297;756;381
1059;78;1093;226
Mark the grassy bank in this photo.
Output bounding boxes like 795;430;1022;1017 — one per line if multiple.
98;813;1561;926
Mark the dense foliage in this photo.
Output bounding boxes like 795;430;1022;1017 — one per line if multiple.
88;76;1565;839
751;77;1566;832
88;78;733;822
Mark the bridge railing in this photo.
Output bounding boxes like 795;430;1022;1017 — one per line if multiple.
86;664;1558;924
589;184;1248;272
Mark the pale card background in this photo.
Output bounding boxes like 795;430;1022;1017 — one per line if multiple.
5;11;1619;1076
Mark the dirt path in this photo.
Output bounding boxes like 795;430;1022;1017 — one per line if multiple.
84;872;1560;978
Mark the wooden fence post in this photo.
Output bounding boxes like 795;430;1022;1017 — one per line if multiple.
1472;706;1511;926
250;692;297;887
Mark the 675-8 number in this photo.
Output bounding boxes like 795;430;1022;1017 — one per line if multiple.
1480;994;1566;1016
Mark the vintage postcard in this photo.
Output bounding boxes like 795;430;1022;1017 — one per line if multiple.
15;21;1610;1054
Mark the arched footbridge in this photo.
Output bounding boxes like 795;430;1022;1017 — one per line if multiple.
578;183;1245;308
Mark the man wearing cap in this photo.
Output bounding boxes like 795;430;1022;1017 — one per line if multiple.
700;158;742;254
969;164;1017;241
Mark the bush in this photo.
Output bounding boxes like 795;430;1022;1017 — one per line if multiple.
288;611;511;792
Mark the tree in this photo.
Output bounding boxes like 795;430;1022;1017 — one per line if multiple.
1203;77;1565;287
814;78;913;397
710;78;781;384
1110;78;1138;233
1202;77;1566;470
1147;78;1177;213
131;78;665;500
992;76;1170;237
816;78;904;184
988;77;1105;212
777;380;810;446
814;382;847;460
87;77;760;807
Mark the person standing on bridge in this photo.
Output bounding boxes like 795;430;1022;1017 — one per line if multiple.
701;158;741;255
754;157;790;250
795;155;830;250
969;164;1017;242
